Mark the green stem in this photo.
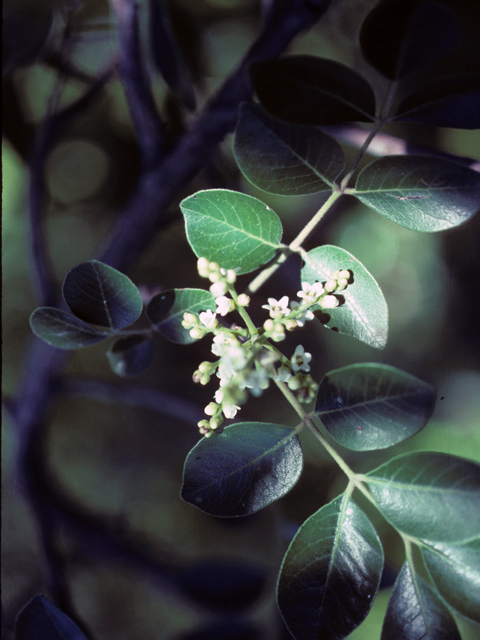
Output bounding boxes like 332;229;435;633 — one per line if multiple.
228;284;258;337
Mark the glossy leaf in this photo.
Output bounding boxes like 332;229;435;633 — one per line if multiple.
15;594;88;640
360;0;459;81
181;422;302;517
250;55;376;125
146;288;216;344
106;335;154;377
315;364;435;451
277;494;383;640
62;260;143;330
301;245;388;349
420;538;480;624
366;452;480;543
233;103;345;195
354;156;480;232
180;190;282;274
381;562;461;640
29;307;109;349
396;75;480;129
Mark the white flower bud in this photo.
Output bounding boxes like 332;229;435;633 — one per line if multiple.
204;402;219;416
237;293;250;307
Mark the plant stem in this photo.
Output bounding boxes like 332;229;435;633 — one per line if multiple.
228;285;258;336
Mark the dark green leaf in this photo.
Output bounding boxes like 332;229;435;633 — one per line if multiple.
180;190;283;274
250;55;376;125
360;0;459;81
381;562;461;640
366;453;480;542
301;245;388;349
106;335;154;377
29;307;109;349
233;103;344;195
315;364;435;451
277;494;383;640
354;156;480;232
62;260;143;330
420;538;480;624
15;594;88;640
146;288;216;344
181;422;302;517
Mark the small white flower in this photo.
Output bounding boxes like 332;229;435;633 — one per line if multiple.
222;403;240;419
290;301;314;327
262;296;290;319
211;333;232;357
297;282;325;304
215;295;234;316
210;280;228;297
199;309;218;329
319;294;339;309
274;365;292;383
245;369;270;397
291;344;312;372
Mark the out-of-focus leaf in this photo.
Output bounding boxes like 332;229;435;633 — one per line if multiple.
250;56;376;125
180;190;282;274
381;562;461;640
106;335;154;377
366;452;480;542
3;5;53;76
301;245;388;349
181;422;303;517
354;156;480;232
29;307;109;349
146;288;216;344
15;594;88;640
420;538;480;624
360;0;459;81
178;621;261;640
233;103;344;195
277;494;384;640
315;364;436;451
62;260;143;330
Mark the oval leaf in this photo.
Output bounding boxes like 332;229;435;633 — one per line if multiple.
181;422;303;517
354;155;480;232
29;307;109;349
250;55;376;125
180;190;283;275
381;562;461;640
15;594;88;640
420;538;480;624
360;0;459;81
301;245;388;349
277;494;384;640
315;364;436;451
106;335;154;377
366;452;480;543
146;288;216;344
63;260;143;330
233;103;345;195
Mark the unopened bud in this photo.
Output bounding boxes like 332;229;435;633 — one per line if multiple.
237;293;250;307
204;402;219;416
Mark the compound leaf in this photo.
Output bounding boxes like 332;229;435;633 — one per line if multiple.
277;494;384;640
180;190;283;274
29;307;109;349
181;422;302;517
62;260;143;330
315;364;436;451
381;562;461;640
354;156;480;232
233;103;345;195
301;245;388;349
250;55;376;125
106;335;154;377
366;452;480;543
15;594;88;640
146;288;216;344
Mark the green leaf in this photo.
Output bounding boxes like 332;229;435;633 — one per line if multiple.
180;189;283;274
360;0;459;81
15;594;88;640
315;364;436;451
250;55;376;125
233;103;345;195
181;422;302;517
366;452;480;543
420;538;480;624
62;260;143;330
381;562;461;640
29;307;109;349
354;156;480;232
277;494;383;640
146;288;216;344
106;335;154;377
301;245;388;349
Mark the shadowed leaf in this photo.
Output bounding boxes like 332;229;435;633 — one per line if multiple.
106;335;154;377
15;594;88;640
29;307;109;349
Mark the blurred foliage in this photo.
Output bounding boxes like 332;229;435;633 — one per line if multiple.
2;0;480;639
